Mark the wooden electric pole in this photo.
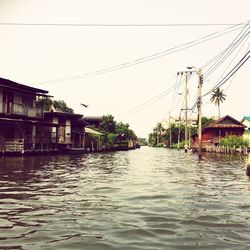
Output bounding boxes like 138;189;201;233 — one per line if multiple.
177;69;195;152
184;72;188;145
169;111;172;148
197;69;203;159
177;114;181;150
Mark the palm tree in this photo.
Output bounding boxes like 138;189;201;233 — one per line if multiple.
210;87;226;118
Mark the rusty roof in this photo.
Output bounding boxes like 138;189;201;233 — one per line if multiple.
205;115;246;129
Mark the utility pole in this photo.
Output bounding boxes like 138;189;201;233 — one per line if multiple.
184;72;188;145
197;69;203;159
177;114;181;150
177;69;195;152
169;111;172;148
188;117;191;149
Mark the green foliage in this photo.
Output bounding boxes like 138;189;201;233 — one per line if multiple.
53;100;74;113
210;87;226;117
138;138;148;146
107;133;117;146
99;114;137;145
100;115;116;133
220;135;249;148
36;97;74;113
149;117;214;148
149;131;158;146
171;140;188;149
202;117;215;128
36;97;52;110
116;122;136;140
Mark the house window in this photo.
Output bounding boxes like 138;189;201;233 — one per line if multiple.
3;91;14;114
23;94;35;107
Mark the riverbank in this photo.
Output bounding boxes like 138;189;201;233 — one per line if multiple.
0;145;140;157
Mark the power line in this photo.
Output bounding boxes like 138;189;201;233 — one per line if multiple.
117;81;183;118
0;22;247;27
204;22;250;79
203;50;250;96
187;24;250;115
224;40;250;93
39;23;243;84
170;74;182;112
189;48;250;116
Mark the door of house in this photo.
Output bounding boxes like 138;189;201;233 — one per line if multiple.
3;91;14;114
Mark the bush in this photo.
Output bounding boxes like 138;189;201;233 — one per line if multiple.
220;135;249;148
171;140;188;149
107;133;117;146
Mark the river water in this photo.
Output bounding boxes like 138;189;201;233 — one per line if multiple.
0;147;249;250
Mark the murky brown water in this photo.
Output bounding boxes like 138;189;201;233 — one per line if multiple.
0;147;250;250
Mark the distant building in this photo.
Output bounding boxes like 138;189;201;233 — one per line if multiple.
84;116;103;127
241;116;250;142
171;117;197;127
192;115;246;149
44;109;85;151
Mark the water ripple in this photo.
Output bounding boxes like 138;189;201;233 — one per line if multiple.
0;147;250;249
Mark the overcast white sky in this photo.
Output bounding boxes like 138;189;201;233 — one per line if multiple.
0;0;249;138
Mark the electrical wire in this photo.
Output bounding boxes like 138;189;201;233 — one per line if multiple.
188;48;250;116
117;80;184;117
0;22;247;27
224;40;250;93
204;22;250;79
203;50;250;96
170;74;182;112
186;23;250;116
38;23;244;85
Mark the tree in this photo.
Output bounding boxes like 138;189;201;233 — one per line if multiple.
116;122;136;140
36;97;53;110
149;131;158;146
36;97;74;113
53;100;74;113
100;115;116;133
202;116;215;128
210;87;226;118
99;115;137;147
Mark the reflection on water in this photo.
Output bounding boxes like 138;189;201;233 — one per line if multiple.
0;147;250;250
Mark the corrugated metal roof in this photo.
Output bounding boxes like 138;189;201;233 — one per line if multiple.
85;127;104;135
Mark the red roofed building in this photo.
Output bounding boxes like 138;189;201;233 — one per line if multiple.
192;115;246;149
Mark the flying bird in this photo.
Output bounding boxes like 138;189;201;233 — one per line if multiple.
80;103;89;108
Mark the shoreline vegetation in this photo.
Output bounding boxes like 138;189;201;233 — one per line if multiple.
149;117;249;155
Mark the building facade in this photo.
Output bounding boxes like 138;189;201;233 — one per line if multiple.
241;116;250;143
0;77;58;154
192;115;246;149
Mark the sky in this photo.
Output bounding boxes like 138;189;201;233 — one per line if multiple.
0;0;249;138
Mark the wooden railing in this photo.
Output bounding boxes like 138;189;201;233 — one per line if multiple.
4;139;24;153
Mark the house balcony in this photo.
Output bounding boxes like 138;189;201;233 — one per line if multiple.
0;102;44;118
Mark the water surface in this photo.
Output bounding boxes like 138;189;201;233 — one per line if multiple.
0;147;249;249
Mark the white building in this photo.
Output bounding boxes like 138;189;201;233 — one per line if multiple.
241;116;250;142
